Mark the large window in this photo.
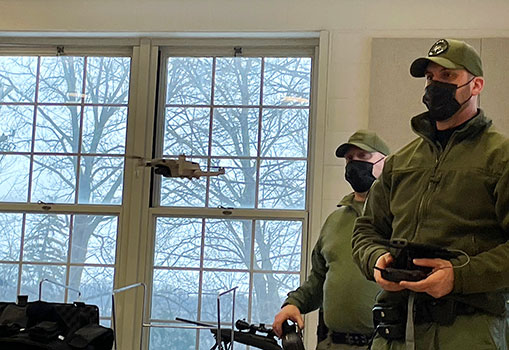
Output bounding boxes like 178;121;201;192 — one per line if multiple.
0;37;322;350
0;54;131;324
149;53;313;350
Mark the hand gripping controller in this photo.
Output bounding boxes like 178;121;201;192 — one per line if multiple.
374;238;461;282
281;321;305;350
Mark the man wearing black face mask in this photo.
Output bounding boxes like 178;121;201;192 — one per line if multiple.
273;130;389;350
353;39;509;350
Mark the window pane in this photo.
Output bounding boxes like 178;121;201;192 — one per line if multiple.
24;213;70;263
260;108;309;158
0;264;18;302
163;107;210;157
21;264;67;302
263;57;312;106
68;266;114;317
167;57;212;105
0;104;34;152
151;269;199;321
160;160;207;207
208;158;256;209
154;218;202;268
211;108;258;157
0;154;30;202
71;215;117;265
200;271;249;323
78;156;124;204
32;155;77;203
85;57;131;105
0;213;23;261
150;327;197;350
254;220;302;272
35;105;80;153
251;273;300;324
214;58;261;106
258;160;307;210
0;56;37;103
82;106;127;154
204;219;251;269
38;57;84;103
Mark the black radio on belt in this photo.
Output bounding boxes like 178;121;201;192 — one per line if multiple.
372;304;405;340
373;238;461;282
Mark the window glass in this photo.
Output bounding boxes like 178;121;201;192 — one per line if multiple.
214;58;261;106
211;108;259;157
38;57;84;103
0;56;37;102
151;53;312;350
160;56;311;210
0;55;129;205
151;218;302;349
0;105;33;152
263;57;311;106
0;54;129;325
0;213;118;317
166;57;212;105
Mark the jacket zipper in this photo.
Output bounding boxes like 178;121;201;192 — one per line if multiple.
413;135;455;240
414;151;438;239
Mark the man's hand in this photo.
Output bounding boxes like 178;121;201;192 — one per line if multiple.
374;252;406;292
399;258;454;298
272;304;304;338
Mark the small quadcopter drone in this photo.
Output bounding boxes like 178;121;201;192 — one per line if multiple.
144;154;225;179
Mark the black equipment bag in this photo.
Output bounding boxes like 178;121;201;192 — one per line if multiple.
0;300;113;350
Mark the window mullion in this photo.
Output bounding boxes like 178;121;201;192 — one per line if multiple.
111;40;157;350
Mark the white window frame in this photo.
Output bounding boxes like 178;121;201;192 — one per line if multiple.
0;32;330;350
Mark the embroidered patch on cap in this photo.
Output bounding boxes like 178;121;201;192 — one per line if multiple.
428;39;449;56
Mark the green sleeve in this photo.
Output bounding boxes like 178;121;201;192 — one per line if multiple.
283;231;327;314
453;163;509;294
351;157;393;281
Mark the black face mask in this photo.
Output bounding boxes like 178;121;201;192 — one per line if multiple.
345;158;383;193
422;79;474;122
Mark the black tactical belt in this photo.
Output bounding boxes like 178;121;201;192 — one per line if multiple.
414;300;478;325
331;332;370;346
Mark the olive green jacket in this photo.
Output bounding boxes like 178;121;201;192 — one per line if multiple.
285;193;380;334
352;109;509;311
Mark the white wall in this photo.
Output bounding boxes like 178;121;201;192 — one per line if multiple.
3;0;509;33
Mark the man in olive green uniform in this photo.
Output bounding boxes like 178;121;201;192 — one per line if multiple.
272;130;390;349
352;39;509;350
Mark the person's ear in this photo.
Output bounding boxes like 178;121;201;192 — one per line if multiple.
471;77;485;96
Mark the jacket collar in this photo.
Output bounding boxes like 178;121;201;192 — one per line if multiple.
337;192;364;216
411;108;492;144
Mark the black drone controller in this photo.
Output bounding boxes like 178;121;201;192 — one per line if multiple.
376;266;429;282
374;238;461;282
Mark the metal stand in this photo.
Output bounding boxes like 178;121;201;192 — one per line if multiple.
38;278;82;301
215;287;237;350
112;282;237;350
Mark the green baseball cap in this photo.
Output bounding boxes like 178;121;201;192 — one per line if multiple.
335;130;390;158
410;39;483;77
